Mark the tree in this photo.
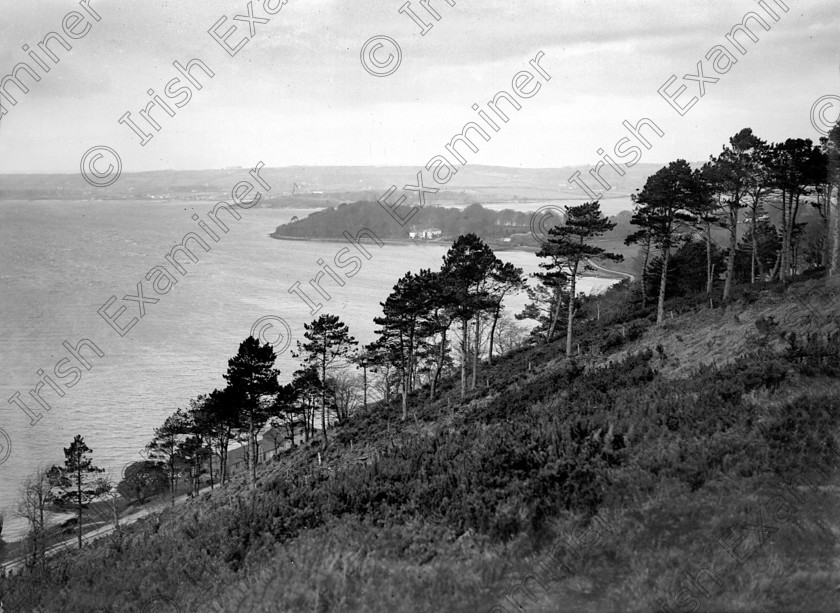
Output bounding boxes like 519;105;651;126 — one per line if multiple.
631;160;703;323
821;124;840;275
365;337;397;406
440;234;497;397
147;410;188;505
63;435;102;549
117;461;168;505
326;371;360;424
177;434;207;499
539;202;622;355
647;238;725;298
517;278;565;342
375;273;426;416
351;345;377;410
414;270;457;400
16;468;52;567
533;237;570;343
224;337;281;489
267;382;298;450
201;387;241;485
290;364;322;442
768;138;825;280
485;261;525;365
624;205;655;308
492;313;528;356
296;315;357;444
705;129;769;298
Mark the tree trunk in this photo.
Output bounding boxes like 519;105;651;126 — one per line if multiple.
780;189;789;281
222;430;229;484
750;206;758;284
792;194;802;277
547;286;563;342
401;372;408;421
770;250;781;281
208;445;214;490
431;329;447;400
641;238;651;309
723;206;737;301
460;320;468;399
362;365;368;409
77;468;83;549
706;221;714;293
566;260;579;356
38;497;45;563
321;352;329;446
832;184;840;276
471;316;480;389
657;247;670;324
488;306;501;365
249;417;257;490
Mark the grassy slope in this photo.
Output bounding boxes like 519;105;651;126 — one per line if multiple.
2;278;839;613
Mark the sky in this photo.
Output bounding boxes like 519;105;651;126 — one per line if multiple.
0;0;837;173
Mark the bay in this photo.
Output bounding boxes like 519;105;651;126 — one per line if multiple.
0;200;615;540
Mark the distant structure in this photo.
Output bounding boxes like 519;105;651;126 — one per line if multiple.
742;214;770;224
408;227;442;240
290;216;299;223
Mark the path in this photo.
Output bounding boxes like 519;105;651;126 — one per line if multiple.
0;485;214;575
586;258;636;283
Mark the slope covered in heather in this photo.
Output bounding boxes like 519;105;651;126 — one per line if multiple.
2;277;839;613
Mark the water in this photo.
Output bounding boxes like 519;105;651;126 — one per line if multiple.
0;200;615;540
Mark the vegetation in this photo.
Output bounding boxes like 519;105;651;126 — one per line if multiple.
272;201;538;241
2;125;839;612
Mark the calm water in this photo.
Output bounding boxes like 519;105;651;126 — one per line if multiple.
0;200;614;539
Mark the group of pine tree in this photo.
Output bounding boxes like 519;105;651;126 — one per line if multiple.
11;124;840;558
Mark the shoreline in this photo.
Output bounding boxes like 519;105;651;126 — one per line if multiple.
269;234;541;252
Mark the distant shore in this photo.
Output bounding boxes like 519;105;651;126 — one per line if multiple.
269;234;539;252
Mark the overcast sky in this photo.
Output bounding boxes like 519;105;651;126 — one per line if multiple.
0;0;837;173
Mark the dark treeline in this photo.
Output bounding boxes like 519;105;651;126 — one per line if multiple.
272;201;536;240
627;127;840;323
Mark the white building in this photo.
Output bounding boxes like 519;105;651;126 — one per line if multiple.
409;228;442;240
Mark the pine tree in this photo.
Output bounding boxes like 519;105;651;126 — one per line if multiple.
374;273;425;418
631;161;703;324
296;315;357;444
539;202;622;355
440;234;496;398
146;410;188;504
224;337;281;489
705;128;768;298
63;435;101;549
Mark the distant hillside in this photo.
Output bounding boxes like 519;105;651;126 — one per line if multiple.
0;164;663;204
271;201;637;247
2;273;839;612
271;201;538;243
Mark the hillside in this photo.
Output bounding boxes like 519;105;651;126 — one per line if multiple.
0;164;660;204
1;276;839;612
271;201;538;243
272;201;639;244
